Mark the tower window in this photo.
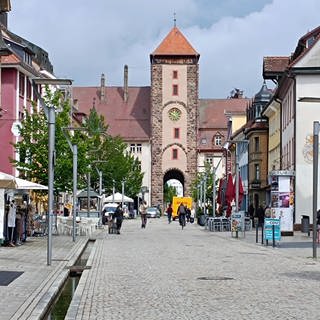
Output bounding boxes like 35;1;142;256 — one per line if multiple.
254;137;259;152
214;135;222;146
172;84;178;96
174;128;180;139
172;148;178;159
173;70;178;79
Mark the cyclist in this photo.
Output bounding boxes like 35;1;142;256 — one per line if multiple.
177;203;186;229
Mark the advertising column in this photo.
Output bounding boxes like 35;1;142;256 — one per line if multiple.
270;170;295;235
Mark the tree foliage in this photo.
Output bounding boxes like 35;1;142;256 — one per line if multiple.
12;91;144;199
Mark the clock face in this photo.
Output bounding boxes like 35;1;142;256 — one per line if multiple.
168;108;181;121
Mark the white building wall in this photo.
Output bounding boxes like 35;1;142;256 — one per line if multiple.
127;142;151;205
295;74;320;222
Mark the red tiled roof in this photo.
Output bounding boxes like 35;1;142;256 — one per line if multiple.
72;86;151;141
151;27;199;56
198;98;249;150
263;56;289;73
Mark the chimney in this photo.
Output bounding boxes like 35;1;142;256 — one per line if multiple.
0;0;11;29
123;65;128;103
100;73;106;102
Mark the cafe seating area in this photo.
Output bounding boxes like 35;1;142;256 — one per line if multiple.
57;216;96;237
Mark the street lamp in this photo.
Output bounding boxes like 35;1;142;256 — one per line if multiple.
32;78;73;266
63;127;88;242
312;121;320;259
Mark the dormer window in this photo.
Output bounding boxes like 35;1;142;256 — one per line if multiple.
214;135;222;146
201;138;207;145
24;52;32;65
306;36;315;48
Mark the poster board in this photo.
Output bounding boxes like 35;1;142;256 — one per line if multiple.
269;170;294;233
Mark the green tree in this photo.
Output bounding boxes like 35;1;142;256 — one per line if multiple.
12;87;74;193
81;106;144;198
163;183;177;204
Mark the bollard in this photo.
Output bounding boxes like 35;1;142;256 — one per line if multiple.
256;223;258;243
272;224;275;248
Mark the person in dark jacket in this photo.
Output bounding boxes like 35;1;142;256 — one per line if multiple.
113;204;124;234
255;204;265;228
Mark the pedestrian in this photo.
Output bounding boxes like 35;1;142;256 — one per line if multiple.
317;209;320;243
264;205;272;218
177;203;186;227
113;204;124;234
7;200;16;247
139;200;148;228
255;203;265;228
248;203;255;227
166;203;173;224
186;206;191;222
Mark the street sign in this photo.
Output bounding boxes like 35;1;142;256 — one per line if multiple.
264;218;281;241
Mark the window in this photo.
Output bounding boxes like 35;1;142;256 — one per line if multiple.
130;144;135;153
254;164;260;180
172;84;178;96
173;70;178;79
254;137;259;152
136;144;142;153
206;156;213;165
201;138;207;145
19;72;25;96
214;135;222;146
172;148;178;159
174;128;180;139
26;80;32;99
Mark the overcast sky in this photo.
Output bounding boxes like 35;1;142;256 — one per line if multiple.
9;0;320;98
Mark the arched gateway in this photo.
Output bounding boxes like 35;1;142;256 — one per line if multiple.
150;26;200;206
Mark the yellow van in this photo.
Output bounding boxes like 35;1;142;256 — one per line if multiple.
172;196;192;220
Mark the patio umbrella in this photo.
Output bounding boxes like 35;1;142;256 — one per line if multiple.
0;171;17;189
216;178;224;205
225;173;234;217
104;192;134;203
238;175;244;207
15;178;48;190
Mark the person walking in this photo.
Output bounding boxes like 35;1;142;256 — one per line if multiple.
7;200;16;247
255;203;265;228
177;203;186;229
166;203;173;224
113;204;124;234
139;200;148;228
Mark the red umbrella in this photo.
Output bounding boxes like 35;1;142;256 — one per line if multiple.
216;178;224;205
225;173;234;217
238;175;244;207
225;173;234;203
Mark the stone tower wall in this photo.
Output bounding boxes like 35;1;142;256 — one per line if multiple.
151;59;199;207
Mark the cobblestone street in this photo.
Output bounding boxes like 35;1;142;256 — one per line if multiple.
66;218;320;320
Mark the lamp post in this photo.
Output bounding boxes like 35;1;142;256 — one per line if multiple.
313;121;320;259
212;156;223;218
87;168;91;218
62;127;88;242
122;179;125;209
32;78;73;266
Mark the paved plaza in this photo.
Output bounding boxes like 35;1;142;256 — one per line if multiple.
1;217;320;319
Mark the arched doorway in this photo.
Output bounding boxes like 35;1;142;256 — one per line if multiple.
163;169;185;204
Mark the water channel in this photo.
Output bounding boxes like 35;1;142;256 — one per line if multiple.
42;240;94;320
